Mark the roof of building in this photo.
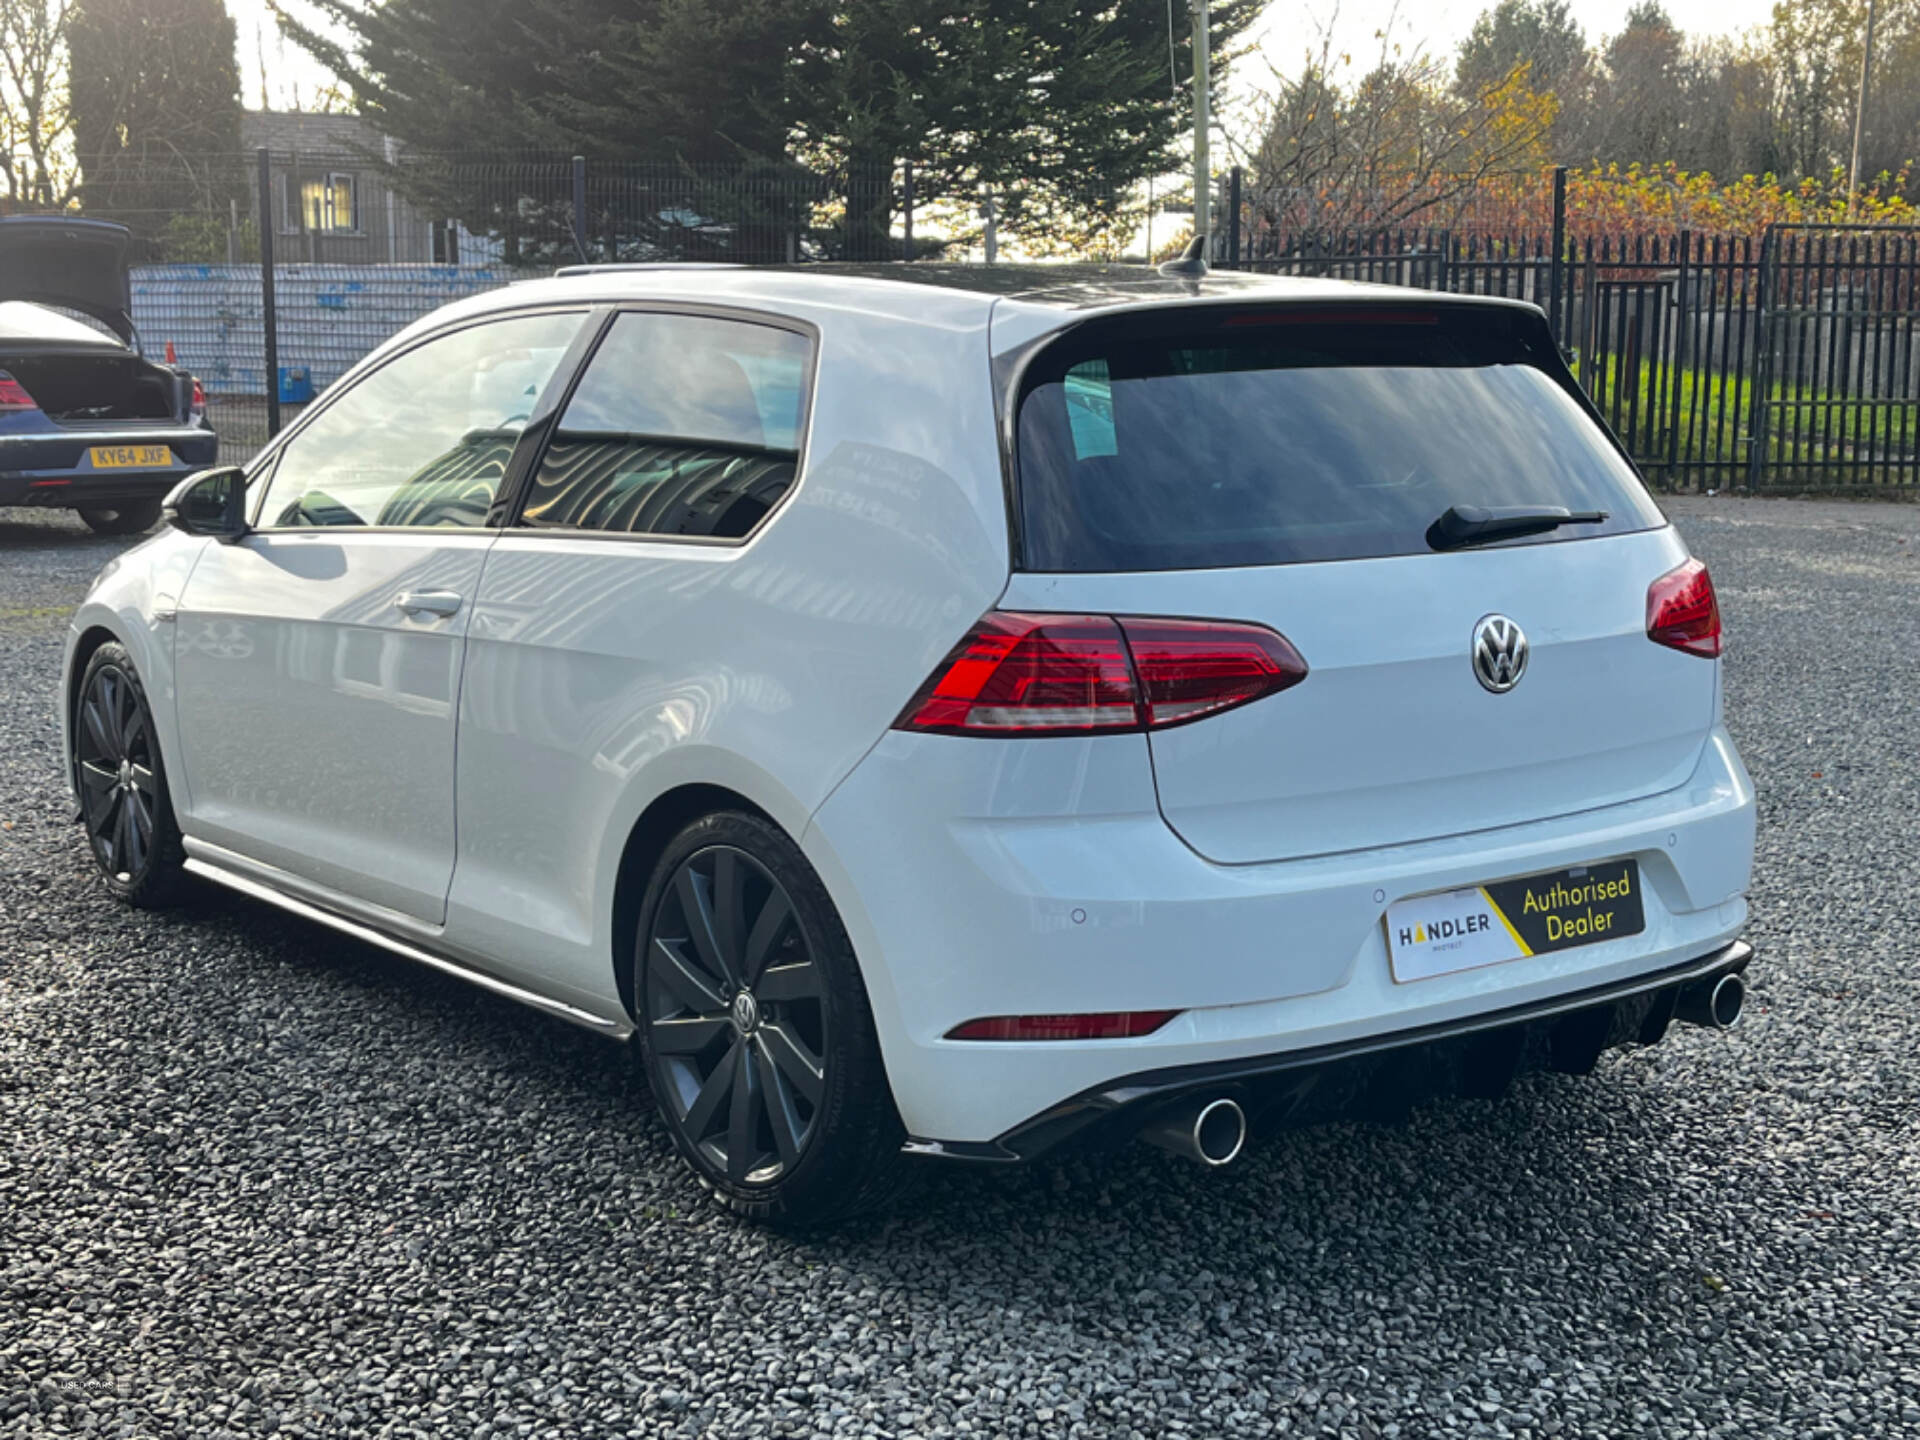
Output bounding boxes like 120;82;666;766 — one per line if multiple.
240;110;391;159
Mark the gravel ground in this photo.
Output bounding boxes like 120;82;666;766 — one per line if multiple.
2;496;1918;1439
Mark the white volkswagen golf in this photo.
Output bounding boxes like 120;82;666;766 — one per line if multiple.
62;262;1756;1225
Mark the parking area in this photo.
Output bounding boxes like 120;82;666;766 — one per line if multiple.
1;495;1917;1439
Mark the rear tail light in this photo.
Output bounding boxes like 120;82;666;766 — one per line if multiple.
1647;559;1721;658
894;612;1308;737
946;1010;1180;1041
0;371;37;412
191;377;206;413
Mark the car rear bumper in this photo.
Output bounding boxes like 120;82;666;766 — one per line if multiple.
0;427;216;507
911;938;1754;1161
802;724;1756;1147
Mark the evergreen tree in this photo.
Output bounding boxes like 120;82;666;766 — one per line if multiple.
277;0;1259;254
1454;0;1590;96
69;0;243;251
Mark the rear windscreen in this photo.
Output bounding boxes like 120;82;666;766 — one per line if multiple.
1014;307;1665;571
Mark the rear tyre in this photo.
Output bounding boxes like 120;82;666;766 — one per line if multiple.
635;811;912;1227
72;642;188;907
78;500;164;536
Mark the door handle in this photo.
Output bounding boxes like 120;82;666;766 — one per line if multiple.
394;589;463;619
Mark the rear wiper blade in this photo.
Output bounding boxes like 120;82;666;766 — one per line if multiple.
1426;504;1609;551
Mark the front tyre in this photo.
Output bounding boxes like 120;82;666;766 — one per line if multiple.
636;811;910;1227
72;642;187;907
78;500;164;536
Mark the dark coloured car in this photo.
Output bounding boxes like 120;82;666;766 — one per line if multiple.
0;217;218;534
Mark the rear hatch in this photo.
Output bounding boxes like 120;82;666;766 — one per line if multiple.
0;217;136;344
1000;299;1716;864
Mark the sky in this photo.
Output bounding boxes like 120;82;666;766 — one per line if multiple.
229;0;1785;115
1244;0;1778;93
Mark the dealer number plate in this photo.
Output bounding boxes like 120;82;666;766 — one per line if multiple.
88;445;173;469
1386;860;1645;983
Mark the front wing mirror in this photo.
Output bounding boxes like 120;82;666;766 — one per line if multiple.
163;466;248;542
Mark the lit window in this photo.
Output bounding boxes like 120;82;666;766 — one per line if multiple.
301;173;357;233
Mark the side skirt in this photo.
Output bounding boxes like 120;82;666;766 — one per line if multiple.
183;847;632;1038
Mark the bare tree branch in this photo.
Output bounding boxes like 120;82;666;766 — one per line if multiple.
0;0;77;207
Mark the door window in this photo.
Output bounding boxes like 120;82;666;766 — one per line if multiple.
257;311;586;530
519;312;811;540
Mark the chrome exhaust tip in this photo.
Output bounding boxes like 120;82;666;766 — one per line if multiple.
1675;972;1746;1030
1141;1096;1248;1168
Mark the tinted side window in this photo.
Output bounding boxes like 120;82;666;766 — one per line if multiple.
257;311;585;530
520;313;811;540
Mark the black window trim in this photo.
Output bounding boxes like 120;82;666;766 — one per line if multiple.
495;300;821;551
242;302;605;534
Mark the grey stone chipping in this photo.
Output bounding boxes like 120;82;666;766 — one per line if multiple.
1;495;1917;1438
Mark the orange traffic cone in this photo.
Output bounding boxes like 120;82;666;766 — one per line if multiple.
165;340;177;364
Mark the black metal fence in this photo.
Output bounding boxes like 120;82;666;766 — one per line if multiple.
8;146;1916;490
1220;174;1920;493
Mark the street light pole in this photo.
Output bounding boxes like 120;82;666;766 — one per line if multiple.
1192;0;1210;242
1847;0;1879;216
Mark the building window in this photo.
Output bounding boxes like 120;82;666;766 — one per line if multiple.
302;173;358;233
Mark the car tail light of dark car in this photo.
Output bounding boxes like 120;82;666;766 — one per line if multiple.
0;371;37;412
894;611;1308;737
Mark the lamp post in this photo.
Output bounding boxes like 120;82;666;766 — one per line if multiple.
1847;0;1879;216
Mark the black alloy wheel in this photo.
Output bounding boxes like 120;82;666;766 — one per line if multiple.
636;811;910;1226
646;843;828;1184
72;643;185;906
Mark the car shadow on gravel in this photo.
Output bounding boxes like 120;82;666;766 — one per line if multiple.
163;871;1735;1287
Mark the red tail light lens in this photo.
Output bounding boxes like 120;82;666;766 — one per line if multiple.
1647;559;1721;658
897;613;1138;735
1123;618;1309;727
0;372;36;411
191;378;207;411
895;612;1308;737
947;1010;1181;1041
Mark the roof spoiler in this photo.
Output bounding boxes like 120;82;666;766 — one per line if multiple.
1156;232;1209;280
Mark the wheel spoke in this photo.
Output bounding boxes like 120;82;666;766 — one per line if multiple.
78;760;118;795
725;1038;762;1182
681;1040;739;1140
651;936;725;1015
129;763;156;797
753;1035;807;1168
674;865;737;988
650;1015;730;1055
81;695;115;758
122;791;146;874
758;1020;824;1106
742;887;793;983
114;674;138;751
121;703;148;758
755;957;820;1004
113;795;136;874
711;849;743;972
98;673;125;751
94;792;123;861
